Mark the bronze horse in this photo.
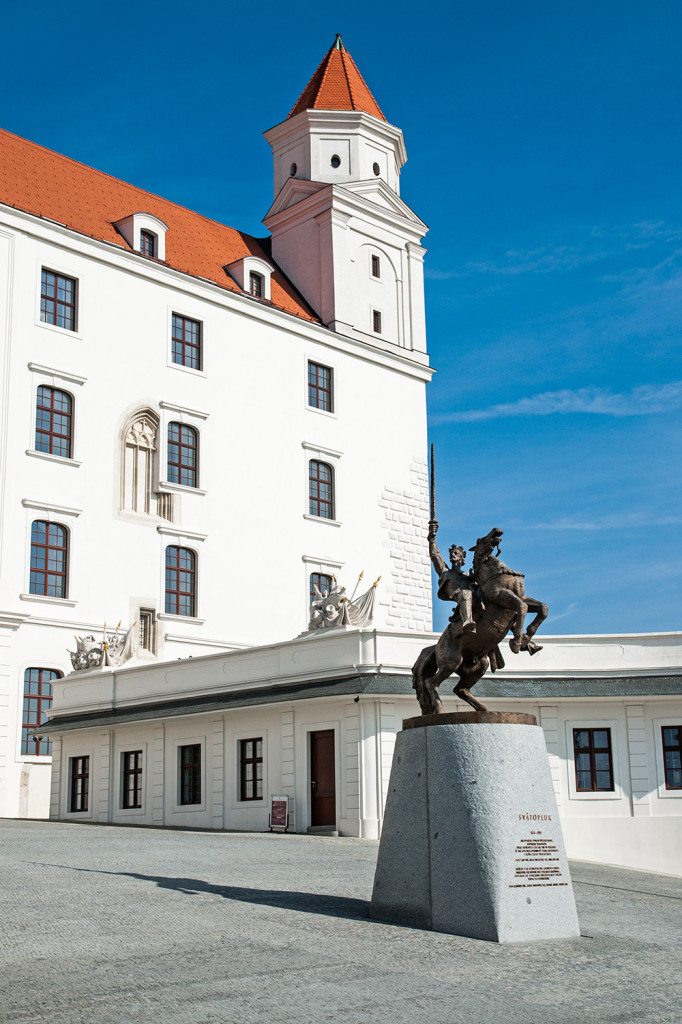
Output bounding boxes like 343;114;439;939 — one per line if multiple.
412;528;548;714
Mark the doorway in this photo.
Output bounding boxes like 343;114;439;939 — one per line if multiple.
310;729;336;827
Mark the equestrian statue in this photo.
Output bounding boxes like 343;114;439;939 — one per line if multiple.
412;447;548;716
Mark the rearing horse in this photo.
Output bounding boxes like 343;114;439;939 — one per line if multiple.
412;528;548;715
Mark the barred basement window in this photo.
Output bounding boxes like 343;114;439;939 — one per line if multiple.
308;460;334;519
21;667;61;756
40;268;77;331
69;755;89;812
122;750;143;809
171;314;202;371
307;361;334;413
29;520;68;598
573;728;614;792
310;572;334;602
661;726;681;790
167;422;198;488
35;386;73;458
239;738;263;801
179;744;201;805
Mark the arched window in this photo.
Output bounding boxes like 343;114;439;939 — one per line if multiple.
21;667;61;755
29;520;68;598
310;572;334;602
35;385;73;458
165;546;196;617
167;422;198;488
139;230;156;257
309;460;334;519
122;410;159;515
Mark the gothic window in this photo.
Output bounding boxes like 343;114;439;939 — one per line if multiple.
69;755;89;812
239;738;263;801
310;572;333;602
35;385;73;458
165;546;196;617
167;422;198;488
40;268;77;331
122;751;143;809
29;520;68;598
122;410;159;515
171;314;202;370
21;667;60;756
139;230;156;257
249;271;264;298
308;362;333;413
573;728;614;792
308;460;334;519
179;744;201;805
661;726;681;790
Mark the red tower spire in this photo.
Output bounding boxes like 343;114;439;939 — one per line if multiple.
288;36;386;122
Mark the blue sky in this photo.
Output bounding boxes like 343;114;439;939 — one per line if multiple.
3;1;680;634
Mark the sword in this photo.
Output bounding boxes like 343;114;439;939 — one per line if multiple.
429;443;438;534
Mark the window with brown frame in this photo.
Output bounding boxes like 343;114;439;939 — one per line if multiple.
165;546;196;617
239;738;263;800
310;572;334;602
21;667;61;756
171;314;202;370
179;744;201;805
249;271;264;298
121;750;143;809
69;755;89;812
307;362;334;413
167;422;198;488
35;385;73;459
139;230;156;257
372;309;382;334
573;728;614;792
29;520;68;598
40;268;77;331
661;726;681;790
308;460;334;519
371;254;381;279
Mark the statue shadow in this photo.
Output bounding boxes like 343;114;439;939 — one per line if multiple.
36;863;370;922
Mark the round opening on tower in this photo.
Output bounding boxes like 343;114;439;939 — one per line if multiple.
330;154;341;169
373;162;381;176
289;162;297;176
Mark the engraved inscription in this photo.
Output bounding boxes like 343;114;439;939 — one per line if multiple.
509;828;568;889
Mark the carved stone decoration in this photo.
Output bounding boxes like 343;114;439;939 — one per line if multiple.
125;416;157;449
68;622;139;673
304;573;381;633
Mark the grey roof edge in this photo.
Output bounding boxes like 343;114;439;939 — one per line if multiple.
39;673;682;735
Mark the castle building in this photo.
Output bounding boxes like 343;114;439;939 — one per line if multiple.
0;38;432;819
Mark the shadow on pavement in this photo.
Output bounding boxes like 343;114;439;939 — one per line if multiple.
35;862;370;921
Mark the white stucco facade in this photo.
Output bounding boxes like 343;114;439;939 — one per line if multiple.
43;629;682;876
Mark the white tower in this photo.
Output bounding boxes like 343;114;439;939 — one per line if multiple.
264;36;428;354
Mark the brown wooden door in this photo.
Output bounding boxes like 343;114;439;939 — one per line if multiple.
310;729;336;827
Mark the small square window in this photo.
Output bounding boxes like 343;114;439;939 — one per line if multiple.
371;255;381;279
372;310;382;334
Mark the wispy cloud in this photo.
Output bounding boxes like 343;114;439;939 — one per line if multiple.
433;381;682;424
517;511;682;531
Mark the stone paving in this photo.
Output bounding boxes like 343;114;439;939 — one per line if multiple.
0;820;680;1024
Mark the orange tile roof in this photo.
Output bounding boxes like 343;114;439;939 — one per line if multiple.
289;36;386;122
0;128;319;324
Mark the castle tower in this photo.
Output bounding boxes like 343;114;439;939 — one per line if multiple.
264;36;428;354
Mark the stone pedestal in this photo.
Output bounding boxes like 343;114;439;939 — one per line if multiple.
371;713;580;943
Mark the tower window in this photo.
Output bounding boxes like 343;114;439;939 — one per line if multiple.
308;460;334;519
21;667;60;756
165;545;197;617
290;162;297;176
35;385;73;459
139;230;156;257
167;422;199;488
308;361;334;413
330;154;341;169
373;162;381;176
371;255;381;279
249;271;264;298
40;269;77;332
372;310;382;334
171;314;202;371
29;520;68;598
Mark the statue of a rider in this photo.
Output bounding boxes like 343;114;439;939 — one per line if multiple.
428;520;476;634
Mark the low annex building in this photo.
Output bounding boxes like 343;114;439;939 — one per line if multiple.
42;628;682;876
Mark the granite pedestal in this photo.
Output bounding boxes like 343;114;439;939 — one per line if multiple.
371;713;580;943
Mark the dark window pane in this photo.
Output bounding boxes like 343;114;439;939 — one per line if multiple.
40;269;77;331
171;314;202;370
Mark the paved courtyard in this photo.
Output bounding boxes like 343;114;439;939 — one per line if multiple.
0;820;680;1024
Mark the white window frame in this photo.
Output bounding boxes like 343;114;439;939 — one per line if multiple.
16;663;63;764
20;501;80;607
231;729;269;808
158;401;209;495
63;748;95;820
302;554;344;625
565;719;624;802
166;306;207;379
302;442;342;527
27;364;85;467
157;530;206;623
34;259;83;340
115;743;148;816
174;736;206;813
305;354;337;419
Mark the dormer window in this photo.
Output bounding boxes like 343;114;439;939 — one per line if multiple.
140;230;156;258
224;256;274;302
